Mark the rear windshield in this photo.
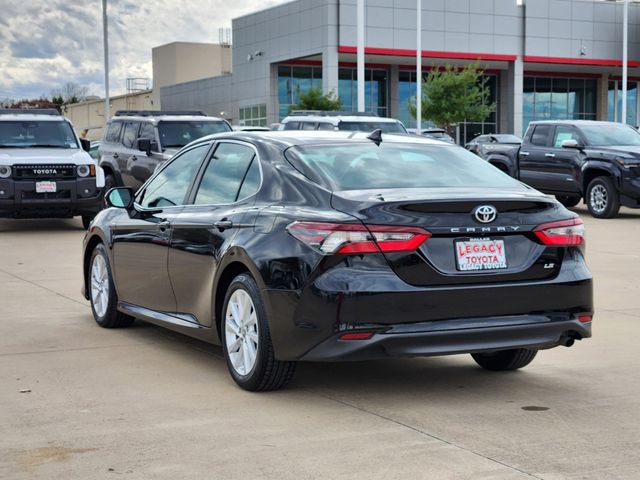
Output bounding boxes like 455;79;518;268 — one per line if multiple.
158;121;231;149
338;121;407;134
286;143;520;190
0;121;78;148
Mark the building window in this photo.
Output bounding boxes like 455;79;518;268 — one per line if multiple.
239;104;267;127
337;68;388;117
523;76;597;132
608;80;638;126
278;65;323;119
398;71;498;143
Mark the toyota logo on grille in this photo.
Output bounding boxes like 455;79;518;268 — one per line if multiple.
474;205;498;223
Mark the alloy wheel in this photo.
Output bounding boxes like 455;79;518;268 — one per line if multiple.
590;184;608;214
225;289;260;376
90;254;110;318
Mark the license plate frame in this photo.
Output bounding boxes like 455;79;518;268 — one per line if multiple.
35;181;57;193
455;237;507;272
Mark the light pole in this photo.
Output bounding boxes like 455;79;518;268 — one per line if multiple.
621;0;629;124
102;0;110;122
356;0;365;112
416;0;422;131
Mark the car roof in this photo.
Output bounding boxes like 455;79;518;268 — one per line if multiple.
189;130;451;150
110;115;226;124
281;115;401;124
0;113;67;122
528;120;621;127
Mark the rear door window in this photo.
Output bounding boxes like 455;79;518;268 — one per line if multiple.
530;125;551;146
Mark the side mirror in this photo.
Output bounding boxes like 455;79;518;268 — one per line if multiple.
80;138;91;152
561;139;582;149
105;187;134;209
136;138;157;155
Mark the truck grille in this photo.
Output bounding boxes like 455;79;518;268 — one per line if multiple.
13;164;76;179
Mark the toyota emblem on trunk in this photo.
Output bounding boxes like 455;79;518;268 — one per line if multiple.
474;205;497;223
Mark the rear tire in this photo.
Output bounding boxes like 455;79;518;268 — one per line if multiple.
471;348;537;371
88;244;134;328
221;273;296;391
555;195;581;208
586;176;620;219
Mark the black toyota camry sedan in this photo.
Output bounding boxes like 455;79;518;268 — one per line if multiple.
82;131;593;391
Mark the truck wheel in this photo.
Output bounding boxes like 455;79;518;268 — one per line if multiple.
555;195;581;208
471;349;537;371
104;173;116;192
586;176;620;219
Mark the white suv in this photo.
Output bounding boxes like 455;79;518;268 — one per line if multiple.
280;111;407;133
0;109;104;228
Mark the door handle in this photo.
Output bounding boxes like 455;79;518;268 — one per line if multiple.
113;153;119;159
519;151;530;157
545;153;556;158
214;219;233;230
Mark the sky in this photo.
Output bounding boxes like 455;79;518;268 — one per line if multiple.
0;0;285;100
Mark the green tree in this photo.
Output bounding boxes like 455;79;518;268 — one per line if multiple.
290;87;342;112
409;61;495;135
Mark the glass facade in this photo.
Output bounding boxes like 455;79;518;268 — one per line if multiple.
398;71;498;143
278;65;388;120
608;80;638;125
239;104;267;127
523;76;597;132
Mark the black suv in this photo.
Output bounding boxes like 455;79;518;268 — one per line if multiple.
483;120;640;218
99;110;231;191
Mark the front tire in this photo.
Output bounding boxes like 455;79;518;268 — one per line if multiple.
89;244;134;328
221;274;296;391
471;348;537;371
586;176;620;218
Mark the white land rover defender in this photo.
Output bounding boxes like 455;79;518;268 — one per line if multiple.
0;109;104;228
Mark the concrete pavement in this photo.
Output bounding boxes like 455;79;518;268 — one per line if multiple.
0;208;639;479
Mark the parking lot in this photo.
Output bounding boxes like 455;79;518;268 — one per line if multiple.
0;206;638;480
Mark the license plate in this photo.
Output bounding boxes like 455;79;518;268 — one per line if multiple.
455;238;507;271
35;181;57;193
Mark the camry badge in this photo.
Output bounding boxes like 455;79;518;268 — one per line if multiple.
474;205;498;223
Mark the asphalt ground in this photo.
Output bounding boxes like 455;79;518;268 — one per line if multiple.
1;205;639;479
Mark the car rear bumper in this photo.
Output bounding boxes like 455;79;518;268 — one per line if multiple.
0;178;102;218
299;316;591;361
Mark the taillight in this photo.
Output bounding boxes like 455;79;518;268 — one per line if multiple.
286;222;431;254
533;217;584;246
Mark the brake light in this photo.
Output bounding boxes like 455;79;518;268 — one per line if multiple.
533;218;584;246
286;222;431;254
339;332;374;340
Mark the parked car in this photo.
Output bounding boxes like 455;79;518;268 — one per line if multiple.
465;134;522;157
0;108;103;229
280;111;407;133
232;125;271;132
482;120;640;218
98;110;232;192
409;128;455;144
82;130;593;391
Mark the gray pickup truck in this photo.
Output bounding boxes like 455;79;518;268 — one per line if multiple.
482;120;640;218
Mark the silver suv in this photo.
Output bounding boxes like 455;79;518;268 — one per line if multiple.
0;109;103;228
280;111;407;133
99;110;232;191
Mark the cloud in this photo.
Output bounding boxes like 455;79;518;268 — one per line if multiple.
0;0;284;100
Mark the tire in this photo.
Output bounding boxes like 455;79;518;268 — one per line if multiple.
586;176;620;219
471;348;537;371
555;195;581;208
104;173;117;191
81;215;93;230
221;273;296;391
88;244;134;328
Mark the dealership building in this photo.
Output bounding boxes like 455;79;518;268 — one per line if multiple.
160;0;640;141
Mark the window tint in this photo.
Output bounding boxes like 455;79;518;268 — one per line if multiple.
581;123;640;146
194;143;259;204
283;121;300;131
317;122;335;131
122;122;139;148
237;159;261;200
553;126;580;148
285;143;520;191
138;143;209;208
105;122;122;143
300;122;316;130
139;122;155;141
530;125;551;146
